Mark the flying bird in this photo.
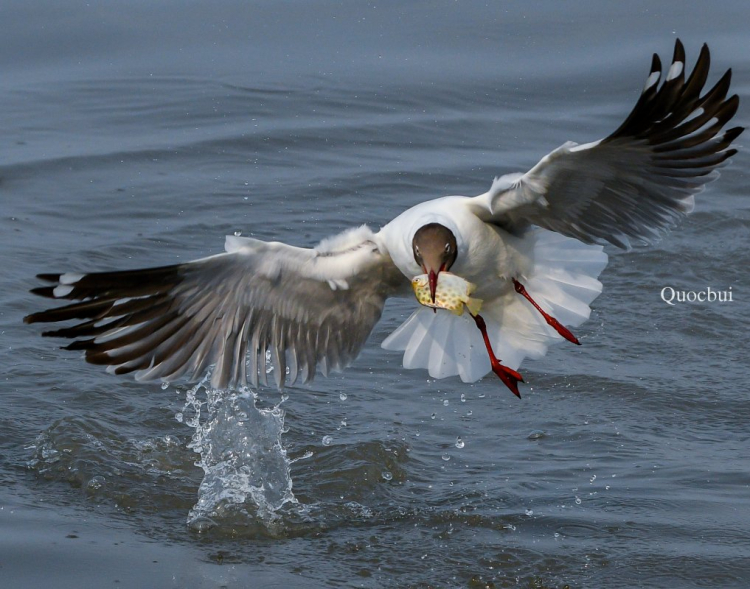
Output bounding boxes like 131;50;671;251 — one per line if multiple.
25;40;743;397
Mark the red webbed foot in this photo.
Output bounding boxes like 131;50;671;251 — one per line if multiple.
490;357;524;398
471;312;525;398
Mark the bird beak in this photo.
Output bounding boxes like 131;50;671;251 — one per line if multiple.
424;261;448;304
428;269;438;304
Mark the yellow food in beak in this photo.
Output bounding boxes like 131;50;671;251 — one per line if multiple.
411;272;483;316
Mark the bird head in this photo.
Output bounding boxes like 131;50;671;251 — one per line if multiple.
412;223;458;303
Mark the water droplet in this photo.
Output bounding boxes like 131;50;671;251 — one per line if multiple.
443;399;449;406
590;475;597;483
478;393;486;399
554;532;560;538
441;453;451;461
175;412;184;423
339;392;347;401
460;394;466;403
234;230;242;236
455;437;465;449
605;485;610;490
527;430;546;440
189;516;218;533
381;470;393;481
466;410;473;416
431;413;436;420
322;435;333;446
161;382;169;390
525;508;534;516
575;496;582;505
340;419;347;427
87;475;105;491
163;435;179;447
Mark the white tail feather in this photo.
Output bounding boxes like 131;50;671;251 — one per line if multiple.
382;228;608;382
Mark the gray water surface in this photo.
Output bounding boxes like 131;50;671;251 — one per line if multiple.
2;2;750;588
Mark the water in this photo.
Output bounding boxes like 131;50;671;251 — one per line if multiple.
181;377;296;530
3;1;750;587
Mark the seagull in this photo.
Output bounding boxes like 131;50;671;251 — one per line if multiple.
25;40;742;397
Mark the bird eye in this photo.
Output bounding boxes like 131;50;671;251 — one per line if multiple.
415;246;420;254
444;244;451;253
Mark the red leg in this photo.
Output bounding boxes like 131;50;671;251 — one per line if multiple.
512;278;580;345
471;313;524;398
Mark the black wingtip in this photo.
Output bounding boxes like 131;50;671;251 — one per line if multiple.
723;148;738;160
650;53;662;75
725;126;745;141
24;308;57;324
673;38;685;64
696;43;711;75
30;286;59;299
62;339;96;351
718;67;733;90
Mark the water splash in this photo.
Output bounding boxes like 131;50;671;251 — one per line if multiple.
179;375;296;531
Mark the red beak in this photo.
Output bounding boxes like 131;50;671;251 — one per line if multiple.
428;270;438;304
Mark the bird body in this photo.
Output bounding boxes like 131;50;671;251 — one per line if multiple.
381;224;606;384
26;40;743;395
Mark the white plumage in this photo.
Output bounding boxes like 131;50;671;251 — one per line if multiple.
383;227;607;381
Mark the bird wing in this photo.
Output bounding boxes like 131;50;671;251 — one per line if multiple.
25;226;406;390
468;39;743;249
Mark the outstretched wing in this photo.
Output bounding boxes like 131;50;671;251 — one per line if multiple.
469;39;743;249
25;227;406;390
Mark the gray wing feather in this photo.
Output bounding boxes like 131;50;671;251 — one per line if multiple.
473;40;743;249
25;232;404;390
